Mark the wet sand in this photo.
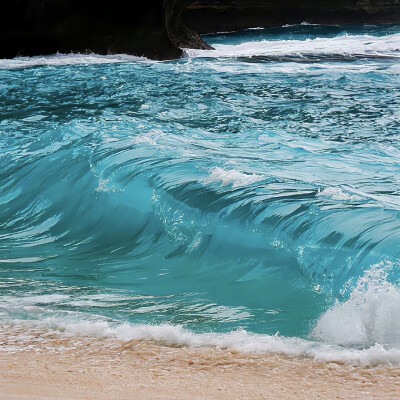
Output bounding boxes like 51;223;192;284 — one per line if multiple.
1;327;400;400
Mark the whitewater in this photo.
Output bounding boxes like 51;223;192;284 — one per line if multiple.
1;24;400;366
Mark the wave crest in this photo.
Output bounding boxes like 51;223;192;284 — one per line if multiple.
313;262;400;348
184;33;400;60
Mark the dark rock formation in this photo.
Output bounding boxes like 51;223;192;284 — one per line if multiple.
182;1;400;34
1;0;399;60
0;0;182;60
165;0;213;50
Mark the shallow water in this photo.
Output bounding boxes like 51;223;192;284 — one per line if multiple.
1;24;400;365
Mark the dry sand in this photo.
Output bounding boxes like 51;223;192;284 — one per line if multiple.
1;328;400;400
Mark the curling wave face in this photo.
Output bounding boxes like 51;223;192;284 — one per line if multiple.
1;24;400;365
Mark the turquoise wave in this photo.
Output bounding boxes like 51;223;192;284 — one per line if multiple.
1;25;400;355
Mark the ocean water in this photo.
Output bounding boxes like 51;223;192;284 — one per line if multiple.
1;24;400;366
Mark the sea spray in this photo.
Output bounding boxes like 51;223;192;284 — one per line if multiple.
313;262;400;348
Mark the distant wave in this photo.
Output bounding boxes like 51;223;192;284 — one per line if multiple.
0;53;147;70
2;32;398;71
282;22;332;28
184;33;400;60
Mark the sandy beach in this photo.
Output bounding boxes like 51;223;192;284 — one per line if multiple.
1;327;400;400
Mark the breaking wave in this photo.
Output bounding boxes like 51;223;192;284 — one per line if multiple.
2;262;400;366
185;33;400;60
0;53;147;70
1;24;400;366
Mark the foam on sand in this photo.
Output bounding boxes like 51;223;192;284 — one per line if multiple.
2;262;400;366
2;334;399;400
0;317;397;366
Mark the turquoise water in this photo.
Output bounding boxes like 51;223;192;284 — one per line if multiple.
1;24;400;364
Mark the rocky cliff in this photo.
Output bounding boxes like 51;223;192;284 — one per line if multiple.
1;0;399;60
182;1;400;34
1;1;181;60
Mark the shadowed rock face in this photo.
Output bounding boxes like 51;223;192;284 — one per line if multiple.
182;0;400;34
1;0;399;60
0;0;182;60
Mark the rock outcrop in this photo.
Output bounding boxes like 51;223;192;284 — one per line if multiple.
182;0;400;34
0;0;182;60
1;0;399;60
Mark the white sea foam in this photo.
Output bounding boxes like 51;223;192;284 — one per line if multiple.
133;129;165;146
0;257;48;263
245;27;265;31
317;187;364;202
0;53;147;70
204;167;263;188
313;262;400;349
2;314;395;366
184;33;400;59
282;22;321;27
207;23;318;35
45;262;400;366
201;60;396;76
318;186;400;210
2;263;400;366
63;261;400;366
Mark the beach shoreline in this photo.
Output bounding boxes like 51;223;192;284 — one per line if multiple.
1;328;399;400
